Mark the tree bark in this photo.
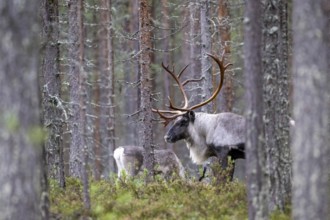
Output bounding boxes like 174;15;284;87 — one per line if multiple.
200;0;213;112
96;0;116;179
218;0;233;112
292;0;330;219
263;0;291;211
161;0;171;109
68;0;84;178
68;0;90;210
41;0;66;189
139;0;155;180
0;0;44;219
188;0;202;107
244;0;269;219
124;0;140;145
107;0;116;176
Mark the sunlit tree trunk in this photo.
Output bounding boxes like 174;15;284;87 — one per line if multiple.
0;0;44;218
292;0;330;219
263;0;291;211
139;0;155;180
244;0;269;219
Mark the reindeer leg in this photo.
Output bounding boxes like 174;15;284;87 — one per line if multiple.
210;146;236;182
211;146;229;168
199;165;208;181
228;160;235;181
220;154;236;181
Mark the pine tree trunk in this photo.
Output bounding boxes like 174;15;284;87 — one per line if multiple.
68;0;84;178
200;0;213;112
139;0;155;180
68;0;82;178
107;0;116;175
218;0;233;112
41;0;66;189
244;0;269;219
96;0;116;179
189;1;198;80
68;0;90;210
126;0;140;145
94;19;102;179
188;0;202;107
98;0;109;178
0;0;44;218
292;0;330;219
263;0;291;211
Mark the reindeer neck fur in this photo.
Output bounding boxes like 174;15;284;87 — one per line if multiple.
185;112;217;164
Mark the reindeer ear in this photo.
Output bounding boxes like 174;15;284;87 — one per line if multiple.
188;111;195;123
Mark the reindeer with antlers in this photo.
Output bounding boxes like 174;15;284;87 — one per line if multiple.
153;53;245;181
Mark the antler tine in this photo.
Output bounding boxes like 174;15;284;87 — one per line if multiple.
153;52;232;125
152;108;181;114
182;77;203;86
178;64;190;79
161;62;189;110
188;53;232;110
152;109;185;126
168;52;232;111
162;63;205;111
151;63;190;125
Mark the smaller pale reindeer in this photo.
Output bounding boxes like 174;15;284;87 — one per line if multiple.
114;146;185;179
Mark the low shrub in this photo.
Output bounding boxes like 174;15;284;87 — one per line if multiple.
50;176;290;219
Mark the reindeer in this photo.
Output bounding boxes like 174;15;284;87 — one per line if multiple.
113;145;185;179
153;53;245;181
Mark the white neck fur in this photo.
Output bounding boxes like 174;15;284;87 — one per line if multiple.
185;113;216;164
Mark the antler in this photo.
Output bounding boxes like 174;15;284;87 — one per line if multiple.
189;52;232;110
161;63;190;110
153;109;185;126
153;52;232;125
152;63;191;125
169;52;232;111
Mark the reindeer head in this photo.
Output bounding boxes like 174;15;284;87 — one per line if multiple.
164;111;195;143
153;52;232;143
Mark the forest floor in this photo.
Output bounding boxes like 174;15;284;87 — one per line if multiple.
49;175;291;220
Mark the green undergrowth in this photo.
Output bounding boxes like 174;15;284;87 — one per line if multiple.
49;176;291;220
